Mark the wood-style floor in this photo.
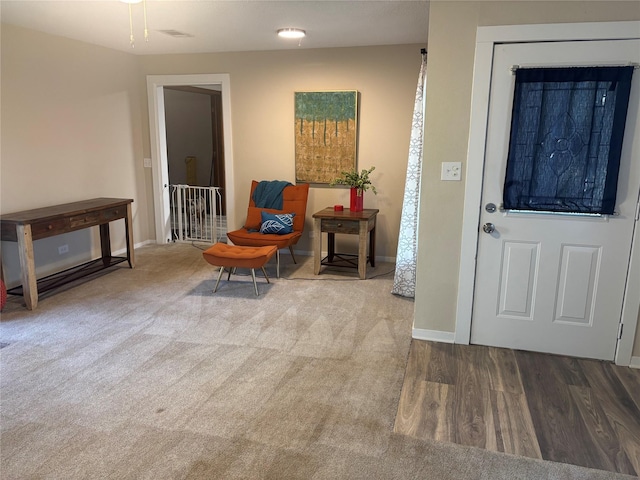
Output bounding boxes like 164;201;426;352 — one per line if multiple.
394;340;640;476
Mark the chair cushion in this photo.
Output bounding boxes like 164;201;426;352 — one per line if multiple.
227;228;302;249
202;243;277;269
259;212;295;234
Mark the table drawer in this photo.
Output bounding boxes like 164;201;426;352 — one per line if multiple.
69;206;124;229
322;219;359;234
30;218;71;239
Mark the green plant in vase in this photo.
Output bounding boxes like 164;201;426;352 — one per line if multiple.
330;166;377;211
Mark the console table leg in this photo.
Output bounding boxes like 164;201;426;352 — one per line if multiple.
125;203;135;268
370;226;376;267
327;233;335;262
100;223;112;267
16;224;38;310
358;221;367;280
313;217;321;275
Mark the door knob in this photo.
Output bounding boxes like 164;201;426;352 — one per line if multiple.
482;223;495;234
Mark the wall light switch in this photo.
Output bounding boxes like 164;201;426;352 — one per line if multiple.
441;162;462;181
144;158;152;168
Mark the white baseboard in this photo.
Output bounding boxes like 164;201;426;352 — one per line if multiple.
412;327;455;343
134;239;155;249
629;356;640;369
113;239;154;256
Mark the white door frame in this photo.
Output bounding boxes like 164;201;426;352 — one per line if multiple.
455;21;640;366
147;74;235;244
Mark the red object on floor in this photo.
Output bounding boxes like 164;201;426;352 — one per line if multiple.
0;279;6;311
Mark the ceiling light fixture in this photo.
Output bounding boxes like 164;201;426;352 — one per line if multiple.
277;28;306;39
120;0;148;48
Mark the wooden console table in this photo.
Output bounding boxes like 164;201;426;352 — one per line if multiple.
0;198;134;310
312;207;378;280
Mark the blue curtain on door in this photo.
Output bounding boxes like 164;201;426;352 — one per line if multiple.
504;66;634;214
392;51;427;298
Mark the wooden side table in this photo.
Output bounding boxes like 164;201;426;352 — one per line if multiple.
0;198;134;310
312;207;379;279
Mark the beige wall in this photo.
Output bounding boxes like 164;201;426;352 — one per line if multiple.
414;1;640;359
0;24;151;284
139;45;422;257
1;24;422;284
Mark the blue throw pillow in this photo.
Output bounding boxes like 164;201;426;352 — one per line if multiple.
260;212;295;234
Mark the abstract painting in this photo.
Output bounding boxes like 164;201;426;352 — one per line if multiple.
294;91;358;183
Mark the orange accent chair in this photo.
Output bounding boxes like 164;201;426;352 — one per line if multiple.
226;181;310;277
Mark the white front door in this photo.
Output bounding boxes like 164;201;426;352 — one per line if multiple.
470;40;640;361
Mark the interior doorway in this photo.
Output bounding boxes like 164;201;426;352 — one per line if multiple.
163;86;226;214
147;74;235;245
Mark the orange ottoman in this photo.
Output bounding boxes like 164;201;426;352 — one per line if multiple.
202;243;278;296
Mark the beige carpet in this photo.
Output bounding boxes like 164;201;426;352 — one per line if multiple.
0;243;632;479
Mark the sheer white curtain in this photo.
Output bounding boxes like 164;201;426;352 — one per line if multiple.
392;51;427;298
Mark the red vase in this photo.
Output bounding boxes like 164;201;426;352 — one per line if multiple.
350;188;364;212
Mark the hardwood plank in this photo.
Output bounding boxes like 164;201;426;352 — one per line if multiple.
454;384;497;451
515;350;599;468
610;364;640;413
568;385;636;475
395;341;637;476
395;341;456;440
453;345;497;450
394;380;425;437
454;344;488;387
579;360;640;475
555;355;591;387
394;380;456;442
424;341;457;385
406;340;430;383
486;346;524;394
580;359;640;422
394;341;430;436
418;381;456;442
489;390;542;459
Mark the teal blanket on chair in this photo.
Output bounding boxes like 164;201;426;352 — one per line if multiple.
252;180;292;209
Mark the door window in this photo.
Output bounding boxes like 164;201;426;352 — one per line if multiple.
503;66;634;214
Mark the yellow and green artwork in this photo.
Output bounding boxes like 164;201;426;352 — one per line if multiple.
294;91;358;184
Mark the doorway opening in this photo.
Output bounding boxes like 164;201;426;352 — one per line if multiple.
163;86;226;243
147;74;235;245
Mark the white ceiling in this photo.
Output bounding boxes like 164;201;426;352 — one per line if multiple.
0;0;430;55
